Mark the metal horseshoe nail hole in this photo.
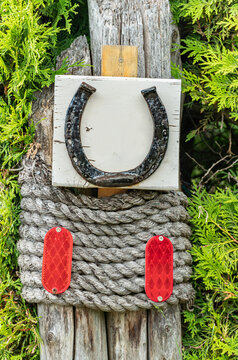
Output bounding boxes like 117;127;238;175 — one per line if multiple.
65;82;169;187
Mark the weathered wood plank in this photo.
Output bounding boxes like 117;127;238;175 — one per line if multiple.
148;305;182;360
74;308;108;360
107;310;147;360
87;0;180;77
38;304;74;360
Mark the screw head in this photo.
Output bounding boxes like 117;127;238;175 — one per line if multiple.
157;296;163;302
56;227;61;233
159;236;164;241
52;288;57;294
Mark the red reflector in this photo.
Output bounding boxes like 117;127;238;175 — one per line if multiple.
145;235;173;302
42;227;73;294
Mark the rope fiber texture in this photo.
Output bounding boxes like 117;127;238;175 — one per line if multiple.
18;158;195;312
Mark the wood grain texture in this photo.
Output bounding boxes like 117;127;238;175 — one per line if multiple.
74;308;108;360
106;310;147;360
56;36;92;76
38;304;74;360
148;305;182;360
88;0;180;78
102;45;138;77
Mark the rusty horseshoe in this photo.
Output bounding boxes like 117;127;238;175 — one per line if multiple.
65;82;169;187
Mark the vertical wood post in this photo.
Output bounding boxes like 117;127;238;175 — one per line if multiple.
148;305;182;360
97;45;147;360
74;308;108;360
35;0;184;357
35;36;93;360
107;310;147;360
38;304;74;360
86;1;184;358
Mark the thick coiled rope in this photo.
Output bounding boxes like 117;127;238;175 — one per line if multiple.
18;158;195;312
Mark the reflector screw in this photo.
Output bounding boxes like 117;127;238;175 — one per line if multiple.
157;296;163;302
56;227;61;232
52;288;57;294
159;236;164;241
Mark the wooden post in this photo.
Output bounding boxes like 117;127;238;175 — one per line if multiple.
87;1;183;359
97;45;147;360
107;310;147;360
87;0;181;78
74;308;108;360
35;36;93;360
38;304;74;360
36;0;184;357
148;306;182;360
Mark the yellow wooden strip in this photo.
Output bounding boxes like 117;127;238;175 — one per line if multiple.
98;45;138;198
98;188;125;197
101;45;138;77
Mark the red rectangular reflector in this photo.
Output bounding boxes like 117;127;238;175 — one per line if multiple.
42;227;73;294
145;235;173;302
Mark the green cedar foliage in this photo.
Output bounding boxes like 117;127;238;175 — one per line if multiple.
170;0;238;188
0;1;86;358
171;0;238;120
183;187;238;359
169;2;238;358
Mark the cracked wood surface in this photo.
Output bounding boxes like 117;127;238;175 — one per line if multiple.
38;304;74;360
88;0;180;78
74;308;108;360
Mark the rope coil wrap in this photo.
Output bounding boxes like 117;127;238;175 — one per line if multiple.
18;158;195;312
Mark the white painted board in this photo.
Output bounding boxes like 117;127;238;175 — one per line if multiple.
53;76;181;190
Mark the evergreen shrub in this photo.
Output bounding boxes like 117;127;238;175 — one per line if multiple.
183;187;238;359
170;1;238;358
171;0;238;189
